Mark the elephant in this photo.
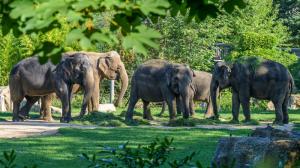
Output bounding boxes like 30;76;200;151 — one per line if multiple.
36;51;128;120
158;71;219;118
210;57;295;124
125;59;195;121
9;53;95;122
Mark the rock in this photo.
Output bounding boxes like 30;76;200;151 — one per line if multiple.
98;104;116;112
51;106;62;114
267;101;275;111
0;86;12;112
290;94;300;110
212;126;300;168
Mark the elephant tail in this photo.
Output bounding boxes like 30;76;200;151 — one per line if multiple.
9;65;22;102
288;71;296;95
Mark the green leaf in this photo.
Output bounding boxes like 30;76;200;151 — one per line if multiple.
72;0;99;11
139;0;170;15
9;0;35;19
223;0;246;13
66;29;85;44
79;37;92;50
122;25;161;55
90;32;113;45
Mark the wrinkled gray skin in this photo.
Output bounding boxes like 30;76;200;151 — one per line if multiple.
126;59;195;121
9;53;95;122
36;51;128;120
159;71;219;118
210;59;294;124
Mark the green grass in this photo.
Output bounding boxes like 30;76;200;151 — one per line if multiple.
0;127;251;168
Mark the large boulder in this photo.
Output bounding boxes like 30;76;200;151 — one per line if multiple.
212;126;300;168
0;86;12;112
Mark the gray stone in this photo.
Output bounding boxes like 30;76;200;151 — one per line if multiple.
212;126;300;168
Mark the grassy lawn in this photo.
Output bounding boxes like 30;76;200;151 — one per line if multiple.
0;127;251;167
0;104;299;167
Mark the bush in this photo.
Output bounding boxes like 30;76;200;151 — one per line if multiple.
240;32;279;51
226;49;297;68
80;137;208;168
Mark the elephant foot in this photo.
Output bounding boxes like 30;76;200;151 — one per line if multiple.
206;114;219;120
204;114;215;119
242;119;252;124
273;120;284;126
229;119;239;124
143;114;153;120
43;117;54;122
60;117;72;123
283;119;289;124
12;117;23;122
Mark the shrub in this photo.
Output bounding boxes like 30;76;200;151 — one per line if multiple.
240;32;279;51
80;137;202;168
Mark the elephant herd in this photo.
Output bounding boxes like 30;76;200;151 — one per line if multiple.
9;52;295;125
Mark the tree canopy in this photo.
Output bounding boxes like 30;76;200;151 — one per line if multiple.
1;0;246;63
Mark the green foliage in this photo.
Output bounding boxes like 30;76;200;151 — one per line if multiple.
227;48;298;67
81;137;205;168
153;14;217;71
0;150;17;168
288;59;300;90
274;0;300;47
0;150;37;168
1;0;246;62
239;32;279;50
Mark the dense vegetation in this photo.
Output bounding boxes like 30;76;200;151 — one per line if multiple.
1;0;299;98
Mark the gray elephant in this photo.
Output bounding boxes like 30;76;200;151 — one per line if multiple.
210;57;294;124
36;51;128;120
159;71;219;118
9;53;95;122
125;59;195;121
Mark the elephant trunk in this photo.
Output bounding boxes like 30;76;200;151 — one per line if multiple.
80;69;95;116
114;62;128;107
180;82;191;119
210;78;219;119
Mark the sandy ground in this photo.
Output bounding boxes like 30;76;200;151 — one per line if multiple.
0;120;294;139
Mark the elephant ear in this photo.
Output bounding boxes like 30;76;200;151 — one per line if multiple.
166;65;174;86
98;56;111;74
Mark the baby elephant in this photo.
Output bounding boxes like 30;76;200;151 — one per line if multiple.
159;71;219;118
125;59;195;121
9;53;95;122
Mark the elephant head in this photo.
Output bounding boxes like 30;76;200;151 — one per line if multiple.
210;61;231;118
167;64;195;118
97;51;122;80
57;54;95;116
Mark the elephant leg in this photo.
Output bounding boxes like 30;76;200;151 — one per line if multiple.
205;101;214;118
273;100;284;125
125;89;139;121
232;91;240;122
158;102;166;116
142;100;153;120
89;78;100;113
176;96;182;115
41;94;54;122
12;100;22;122
189;99;195;116
240;96;250;122
56;83;70;123
282;94;289;124
87;100;93;114
166;95;176;120
19;96;40;119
